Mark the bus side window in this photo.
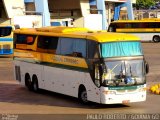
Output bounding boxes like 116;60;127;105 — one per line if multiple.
125;23;132;28
139;23;148;28
132;23;138;28
37;36;58;53
15;34;36;50
16;34;27;44
149;22;157;28
117;23;125;28
15;34;27;49
56;37;86;58
156;22;160;28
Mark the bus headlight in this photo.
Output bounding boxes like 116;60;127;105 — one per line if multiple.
138;87;147;92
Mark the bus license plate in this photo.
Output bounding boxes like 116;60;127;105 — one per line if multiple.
122;100;130;104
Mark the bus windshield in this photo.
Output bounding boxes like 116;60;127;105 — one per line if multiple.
101;41;143;58
102;59;145;87
0;26;12;37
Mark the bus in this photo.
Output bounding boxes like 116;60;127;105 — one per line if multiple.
108;19;160;43
0;25;13;55
13;26;149;104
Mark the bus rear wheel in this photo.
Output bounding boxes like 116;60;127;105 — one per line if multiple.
153;36;160;43
79;88;88;104
32;76;39;92
25;74;32;91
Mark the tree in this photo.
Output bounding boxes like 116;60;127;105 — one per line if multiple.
135;0;155;9
154;0;160;2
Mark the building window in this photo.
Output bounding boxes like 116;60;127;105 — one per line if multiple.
25;2;35;12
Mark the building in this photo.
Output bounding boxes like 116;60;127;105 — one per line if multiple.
0;0;42;28
0;0;136;29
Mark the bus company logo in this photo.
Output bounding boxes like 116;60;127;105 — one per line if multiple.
53;56;63;62
64;58;78;64
53;56;78;64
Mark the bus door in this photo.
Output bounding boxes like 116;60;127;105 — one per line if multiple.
84;62;101;103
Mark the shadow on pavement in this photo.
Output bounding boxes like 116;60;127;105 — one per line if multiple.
0;82;129;109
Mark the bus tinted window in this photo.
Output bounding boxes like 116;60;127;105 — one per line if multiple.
37;36;58;53
139;23;149;28
0;27;12;37
114;22;160;29
116;23;125;28
56;38;86;57
155;22;160;28
37;36;58;49
16;34;36;45
116;23;139;28
87;40;99;59
148;22;160;28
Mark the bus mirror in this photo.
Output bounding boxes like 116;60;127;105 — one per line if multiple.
14;24;20;29
94;63;101;87
145;62;149;74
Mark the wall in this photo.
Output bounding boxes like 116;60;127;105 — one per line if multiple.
13;15;42;28
48;0;80;10
48;0;82;19
2;0;25;18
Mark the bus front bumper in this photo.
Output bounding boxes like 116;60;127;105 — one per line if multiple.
100;85;146;104
0;49;13;55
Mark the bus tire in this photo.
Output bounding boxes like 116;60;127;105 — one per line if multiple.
25;73;32;91
32;75;39;92
78;86;88;104
153;36;160;43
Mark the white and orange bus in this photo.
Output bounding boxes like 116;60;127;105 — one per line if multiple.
13;27;149;104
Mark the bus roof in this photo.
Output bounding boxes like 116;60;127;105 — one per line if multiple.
36;26;89;33
112;19;160;23
14;27;140;43
0;24;13;27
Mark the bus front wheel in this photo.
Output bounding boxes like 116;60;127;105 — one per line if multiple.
79;87;88;104
153;36;160;43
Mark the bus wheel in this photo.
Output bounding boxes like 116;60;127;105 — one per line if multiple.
25;74;32;91
79;88;88;104
153;36;160;43
32;76;39;92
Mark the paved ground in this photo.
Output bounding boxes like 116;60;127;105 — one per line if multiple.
142;43;160;83
0;43;160;120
